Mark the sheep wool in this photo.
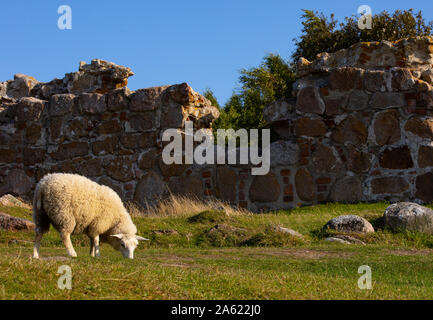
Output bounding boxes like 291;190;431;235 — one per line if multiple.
32;173;147;259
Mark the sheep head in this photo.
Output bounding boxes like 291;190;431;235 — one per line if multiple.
109;234;149;259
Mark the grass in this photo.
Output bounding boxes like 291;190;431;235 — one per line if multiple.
1;200;433;299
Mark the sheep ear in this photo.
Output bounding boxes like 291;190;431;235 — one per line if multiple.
110;234;124;239
136;236;149;241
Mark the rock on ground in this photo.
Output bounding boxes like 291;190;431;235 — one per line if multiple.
0;194;31;209
0;212;35;231
325;235;365;245
324;215;375;233
271;225;304;238
384;202;433;234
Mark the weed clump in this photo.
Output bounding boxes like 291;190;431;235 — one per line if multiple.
187;210;229;224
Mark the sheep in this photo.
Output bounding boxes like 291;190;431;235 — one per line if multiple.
32;173;148;259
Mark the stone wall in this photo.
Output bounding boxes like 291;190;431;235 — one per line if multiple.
264;36;433;208
1;36;433;212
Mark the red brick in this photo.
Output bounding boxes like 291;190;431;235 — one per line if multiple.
284;185;293;196
202;171;212;178
316;177;331;185
280;169;291;176
299;158;309;165
317;185;327;192
284;196;294;202
239;191;245;201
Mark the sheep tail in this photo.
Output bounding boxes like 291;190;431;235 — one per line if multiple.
32;182;50;234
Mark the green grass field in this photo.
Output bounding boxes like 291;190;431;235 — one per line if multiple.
1;202;433;300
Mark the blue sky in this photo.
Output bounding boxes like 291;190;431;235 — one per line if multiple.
1;1;432;104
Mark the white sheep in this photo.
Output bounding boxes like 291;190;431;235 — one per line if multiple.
32;173;148;259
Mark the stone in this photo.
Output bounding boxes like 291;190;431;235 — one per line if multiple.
23;147;45;166
168;176;204;198
92;136;119;155
392;68;415;91
416;172;433;203
215;167;237;203
324;94;348;115
158;157;188;177
130;87;166;111
0;212;35;231
14;97;45;122
97;120;121;135
347;90;369;111
324;215;374;233
0;169;31;196
134;170;166;208
107;87;131;111
325;235;365;245
421;69;433;84
51;141;88;160
330;67;363;91
364;70;386;92
0;148;16;163
371;177;409;194
271;225;304;238
49;94;75;116
310;143;338;175
332;115;367;145
347;146;371;173
405;118;433;140
370;92;405;109
296;87;325;114
329;176;362;203
138;149;158;170
160;105;184;128
0;194;30;208
416;91;433;109
31;78;67;99
269;141;298;166
78;158;104;177
79;93;107;114
263;99;294;124
418;146;433;168
373;109;401;146
384;202;433;234
65;117;90;138
249;172;280;202
120;132;157;149
6;74;38;99
325;237;351;244
25;123;42;144
379;146;413;169
127;112;158;131
66;59;134;94
294;117;327;137
105;156;135;182
295;168;314;201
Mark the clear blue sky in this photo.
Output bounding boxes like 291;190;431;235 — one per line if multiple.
1;1;432;104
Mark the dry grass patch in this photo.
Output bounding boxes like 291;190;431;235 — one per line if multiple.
127;194;252;217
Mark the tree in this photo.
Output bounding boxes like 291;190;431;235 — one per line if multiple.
293;9;433;62
203;89;220;109
214;54;295;135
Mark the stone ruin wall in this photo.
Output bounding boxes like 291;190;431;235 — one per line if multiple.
1;36;433;212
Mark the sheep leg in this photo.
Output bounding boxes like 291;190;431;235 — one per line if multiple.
61;233;77;258
32;232;43;259
89;236;100;257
